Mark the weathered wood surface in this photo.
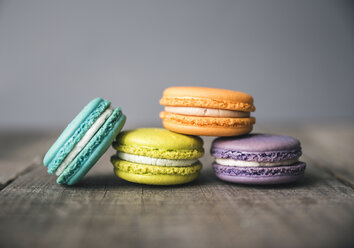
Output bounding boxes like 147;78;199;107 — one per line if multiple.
0;130;57;189
0;124;353;248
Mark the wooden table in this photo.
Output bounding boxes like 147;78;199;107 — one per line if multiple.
1;123;353;248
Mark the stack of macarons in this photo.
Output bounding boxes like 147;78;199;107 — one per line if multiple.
159;86;305;185
43;86;305;186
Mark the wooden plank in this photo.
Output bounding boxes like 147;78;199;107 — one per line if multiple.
0;130;59;188
0;134;353;248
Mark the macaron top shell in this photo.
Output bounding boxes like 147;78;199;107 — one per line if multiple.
113;128;204;159
212;134;300;152
211;134;302;162
116;128;203;150
160;86;255;112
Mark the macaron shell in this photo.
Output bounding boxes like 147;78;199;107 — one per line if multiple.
212;162;306;185
115;128;203;150
160;86;255;112
211;134;302;162
162;119;254;136
43;97;107;166
113;128;204;159
111;157;202;185
115;170;199;185
212;134;301;152
57;108;126;185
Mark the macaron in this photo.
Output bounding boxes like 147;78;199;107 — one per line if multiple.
159;86;256;136
210;134;306;184
43;97;126;185
111;128;204;185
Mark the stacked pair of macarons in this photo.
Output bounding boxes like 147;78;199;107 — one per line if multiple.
159;86;306;185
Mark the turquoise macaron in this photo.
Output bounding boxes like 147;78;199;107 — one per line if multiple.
43;97;126;185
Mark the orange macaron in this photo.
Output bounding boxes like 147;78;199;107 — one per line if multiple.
159;87;256;136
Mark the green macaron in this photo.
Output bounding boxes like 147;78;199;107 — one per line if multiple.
111;128;204;185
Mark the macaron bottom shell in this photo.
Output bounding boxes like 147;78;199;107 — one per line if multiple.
212;162;306;185
111;157;202;185
162;120;254;137
114;170;200;185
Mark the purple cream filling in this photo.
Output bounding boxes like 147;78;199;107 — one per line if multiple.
210;148;302;162
213;162;306;177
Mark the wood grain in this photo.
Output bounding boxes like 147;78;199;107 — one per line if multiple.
0;125;353;248
0;130;58;188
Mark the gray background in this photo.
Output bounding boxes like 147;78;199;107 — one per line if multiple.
0;0;353;128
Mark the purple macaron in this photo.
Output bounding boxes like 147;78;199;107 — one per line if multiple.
210;134;306;184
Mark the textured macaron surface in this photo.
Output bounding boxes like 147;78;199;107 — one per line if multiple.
160;112;255;128
212;162;306;184
111;156;202;176
57;108;126;185
44;98;110;173
160;86;255;112
112;128;204;159
213;162;306;177
43;97;126;185
211;134;302;162
159;87;256;137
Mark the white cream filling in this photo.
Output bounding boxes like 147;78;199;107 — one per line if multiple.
117;152;198;167
215;158;299;167
55;107;114;176
165;106;250;118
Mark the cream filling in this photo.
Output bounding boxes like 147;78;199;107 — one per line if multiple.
215;158;299;167
164;106;250;118
117;152;198;167
55;107;114;176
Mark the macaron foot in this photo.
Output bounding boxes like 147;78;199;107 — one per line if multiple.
115;170;200;185
162;120;253;136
